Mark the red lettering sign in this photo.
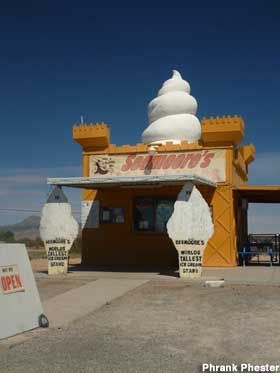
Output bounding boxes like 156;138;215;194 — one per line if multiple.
162;155;177;169
140;155;153;170
200;151;215;168
171;154;186;169
189;153;202;168
90;150;225;183
152;155;166;169
0;265;25;295
121;155;136;171
120;151;216;172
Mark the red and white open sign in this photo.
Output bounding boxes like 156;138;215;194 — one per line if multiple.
0;264;25;295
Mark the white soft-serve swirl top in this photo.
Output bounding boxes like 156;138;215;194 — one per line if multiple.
141;70;201;144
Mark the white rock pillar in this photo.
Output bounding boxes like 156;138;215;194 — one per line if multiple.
167;182;214;279
141;70;201;145
40;186;79;275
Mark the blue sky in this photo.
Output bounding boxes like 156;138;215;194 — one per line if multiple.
0;0;280;231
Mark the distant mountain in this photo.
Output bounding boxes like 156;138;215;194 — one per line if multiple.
0;215;41;240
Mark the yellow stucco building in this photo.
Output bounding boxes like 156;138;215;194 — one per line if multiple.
48;114;279;268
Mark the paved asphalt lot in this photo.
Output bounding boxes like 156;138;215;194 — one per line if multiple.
1;279;280;373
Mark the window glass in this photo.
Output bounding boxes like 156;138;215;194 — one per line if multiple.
155;200;175;232
134;197;175;232
100;207;125;224
101;207;111;223
134;198;154;231
112;208;125;223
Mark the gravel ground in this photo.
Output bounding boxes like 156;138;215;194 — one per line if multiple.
1;280;280;373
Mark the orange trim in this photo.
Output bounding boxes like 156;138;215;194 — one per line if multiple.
82;153;89;177
201;115;244;146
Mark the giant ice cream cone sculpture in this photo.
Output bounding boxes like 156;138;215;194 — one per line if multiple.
141;70;201;145
167;182;214;279
40;186;79;275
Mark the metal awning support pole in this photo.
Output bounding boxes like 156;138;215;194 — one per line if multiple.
269;248;273;268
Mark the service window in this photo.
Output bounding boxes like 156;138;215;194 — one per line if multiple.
155;199;175;232
100;207;125;224
101;207;111;223
134;197;175;232
111;208;125;223
134;198;154;231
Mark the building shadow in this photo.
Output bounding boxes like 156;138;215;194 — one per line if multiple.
67;263;179;278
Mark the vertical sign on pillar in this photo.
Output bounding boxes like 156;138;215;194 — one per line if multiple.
44;238;73;275
40;186;79;276
172;239;206;278
167;182;214;280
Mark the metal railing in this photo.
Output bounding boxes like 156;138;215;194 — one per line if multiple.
239;234;280;266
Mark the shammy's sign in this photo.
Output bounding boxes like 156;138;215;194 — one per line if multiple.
0;264;25;294
89;149;226;183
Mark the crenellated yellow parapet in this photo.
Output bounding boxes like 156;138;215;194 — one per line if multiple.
73;123;110;150
107;141;203;154
201;115;244;146
72;123;205;154
72;116;247;154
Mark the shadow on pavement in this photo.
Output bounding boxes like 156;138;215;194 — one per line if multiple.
67;263;179;278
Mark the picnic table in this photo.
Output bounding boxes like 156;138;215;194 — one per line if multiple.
239;242;277;267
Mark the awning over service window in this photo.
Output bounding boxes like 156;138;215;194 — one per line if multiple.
47;174;216;189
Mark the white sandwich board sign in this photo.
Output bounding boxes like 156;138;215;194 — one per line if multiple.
0;243;44;340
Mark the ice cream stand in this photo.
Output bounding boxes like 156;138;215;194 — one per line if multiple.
43;70;280;274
